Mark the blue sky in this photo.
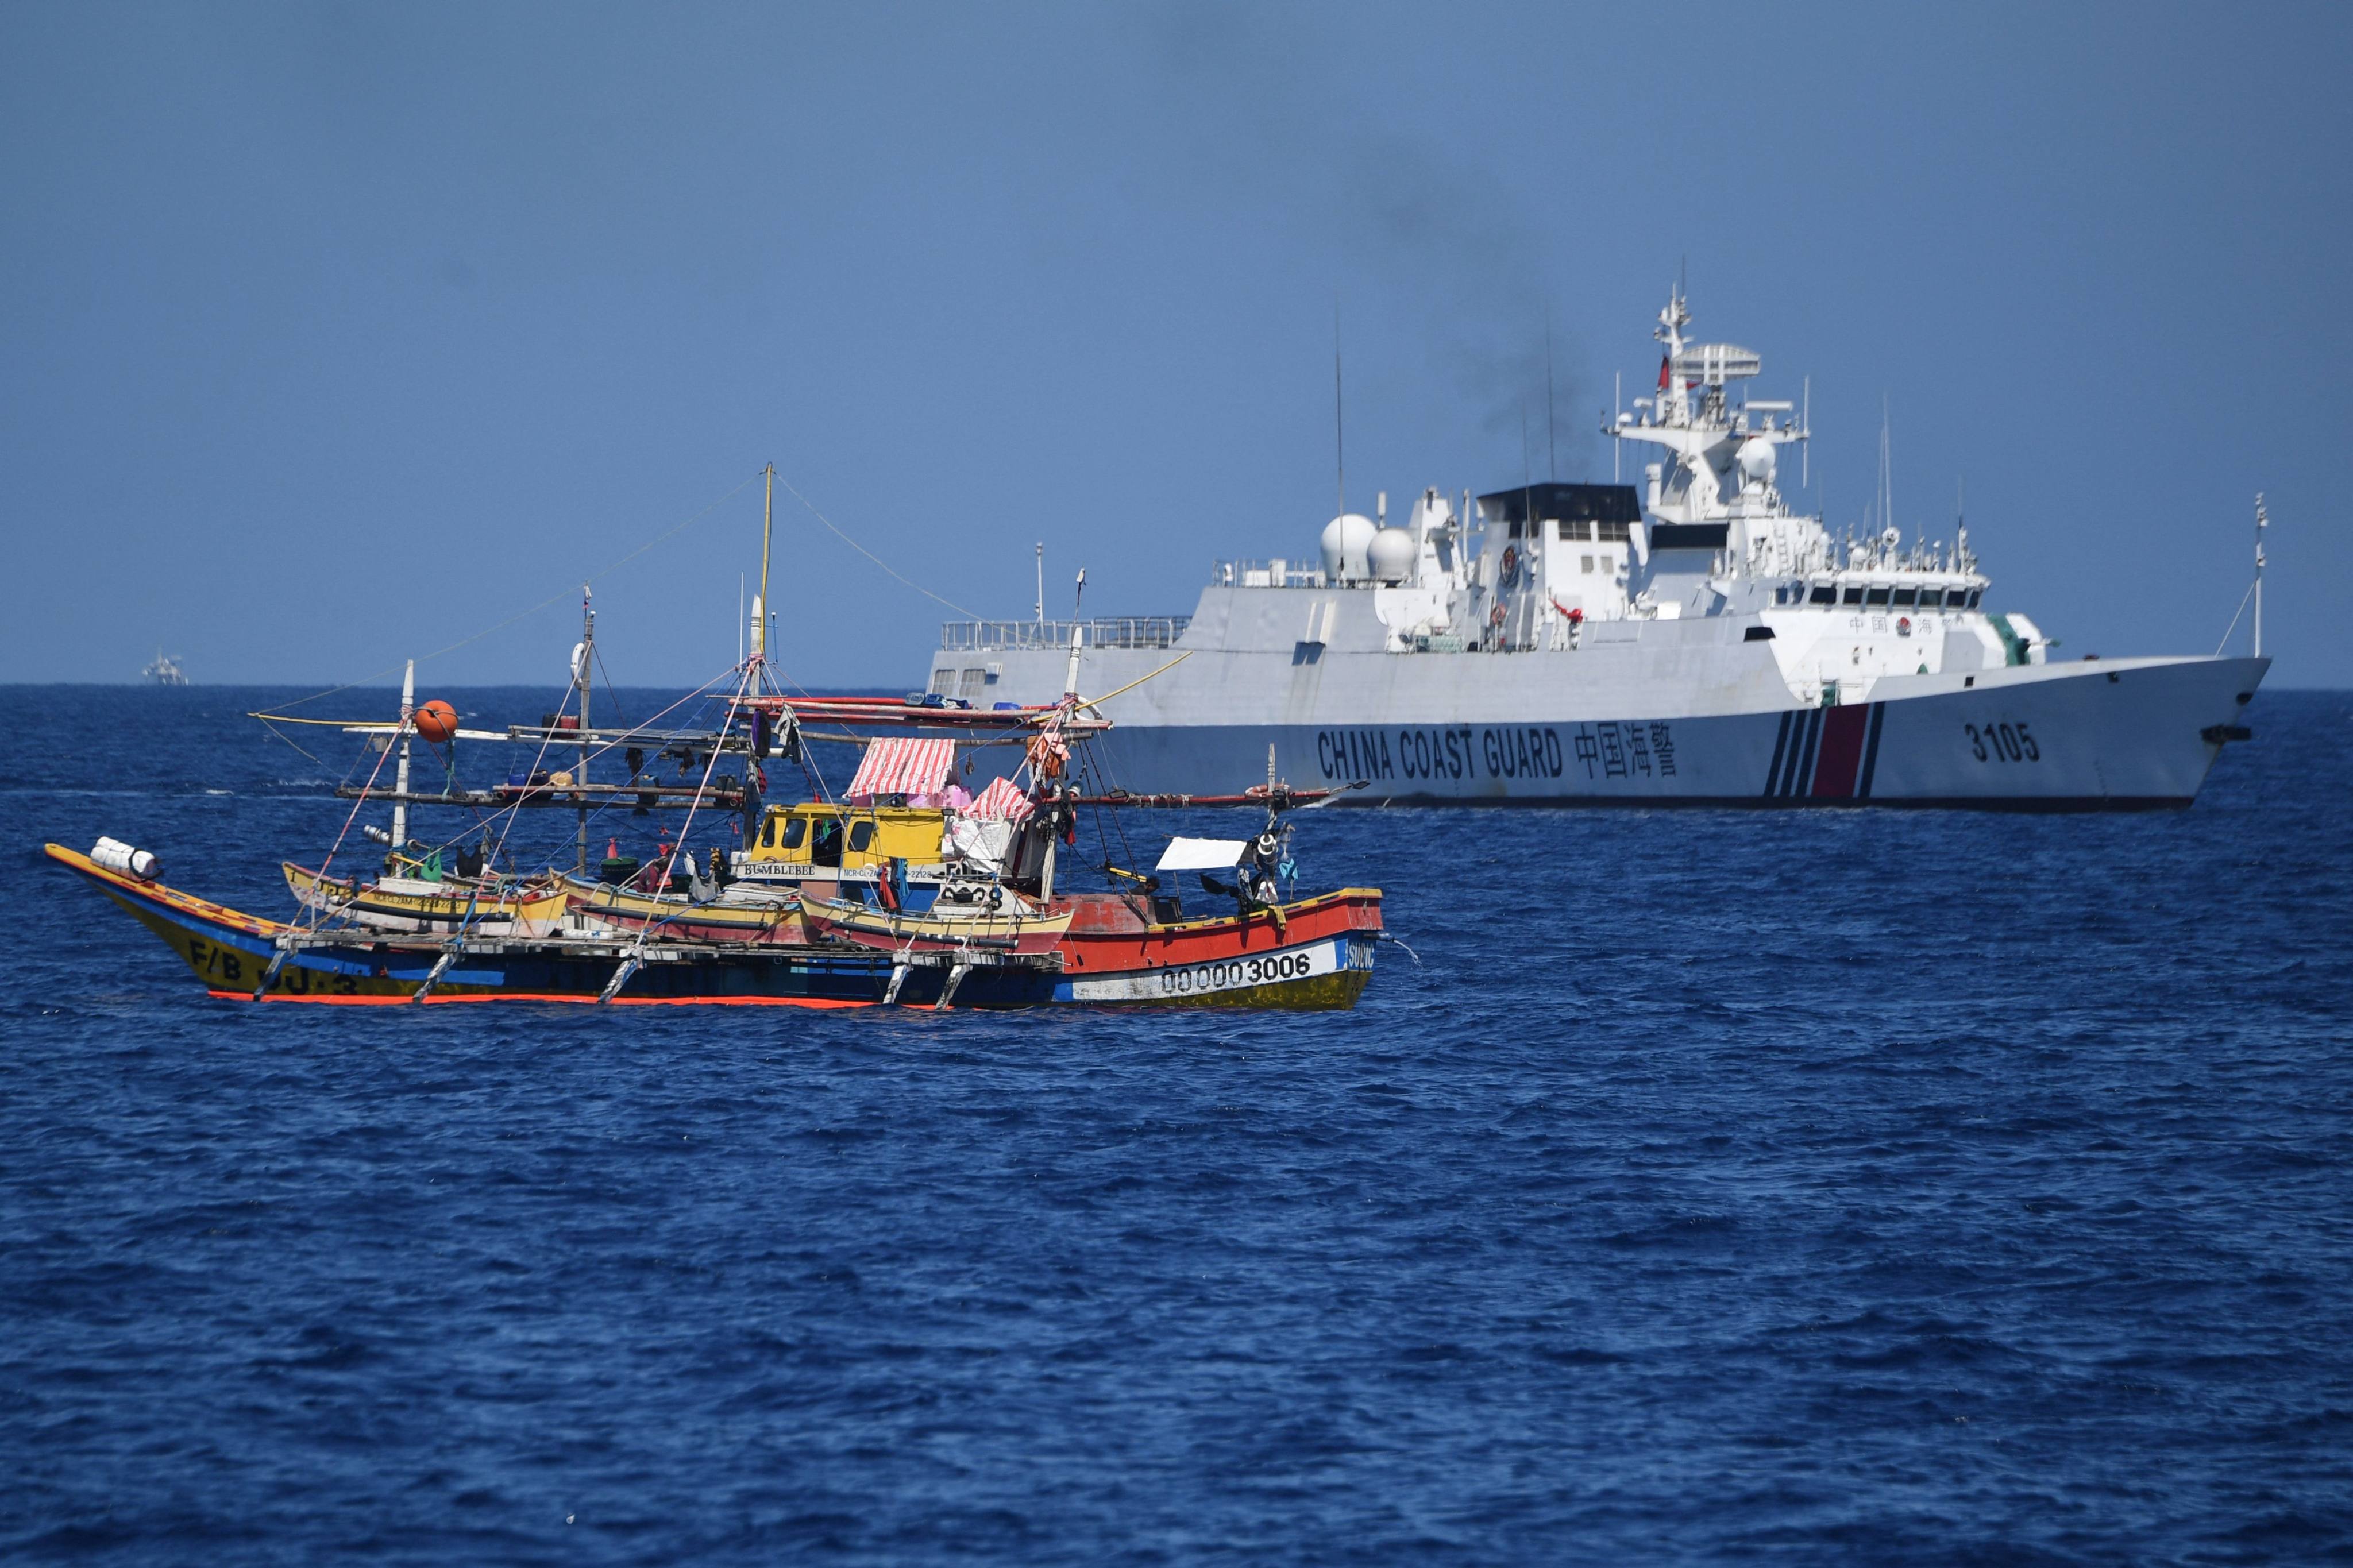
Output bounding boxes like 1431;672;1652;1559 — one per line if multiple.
4;2;2346;688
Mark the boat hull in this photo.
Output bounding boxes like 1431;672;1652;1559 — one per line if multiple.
557;874;813;945
959;644;2267;808
1051;888;1383;1009
801;898;1074;957
48;847;1374;1010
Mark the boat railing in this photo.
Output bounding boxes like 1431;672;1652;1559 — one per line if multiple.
939;617;1192;651
1210;559;1328;589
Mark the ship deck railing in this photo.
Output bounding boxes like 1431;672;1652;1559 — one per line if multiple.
939;617;1192;652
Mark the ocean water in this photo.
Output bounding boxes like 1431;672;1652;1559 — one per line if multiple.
3;683;2350;1565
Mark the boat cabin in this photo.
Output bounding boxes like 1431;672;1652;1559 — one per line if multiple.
746;802;944;868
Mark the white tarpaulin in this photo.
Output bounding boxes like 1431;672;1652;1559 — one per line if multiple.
945;817;1015;866
1154;836;1249;872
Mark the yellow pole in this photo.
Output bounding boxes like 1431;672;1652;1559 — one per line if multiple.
755;464;774;662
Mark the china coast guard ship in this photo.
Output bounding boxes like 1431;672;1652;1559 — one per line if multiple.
928;292;2266;808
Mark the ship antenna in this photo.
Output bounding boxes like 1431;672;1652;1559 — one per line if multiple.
1801;375;1810;491
1613;370;1622;482
1545;303;1558;482
1333;300;1346;521
2254;492;2267;657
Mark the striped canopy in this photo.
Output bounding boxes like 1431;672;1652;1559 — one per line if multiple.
845;737;958;803
968;775;1034;821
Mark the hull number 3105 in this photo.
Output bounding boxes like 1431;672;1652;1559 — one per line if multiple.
1965;721;2039;762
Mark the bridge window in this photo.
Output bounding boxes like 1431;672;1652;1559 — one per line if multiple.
1810;585;1837;605
1966;588;1983;608
1864;586;1890;606
1508;518;1525;539
847;821;875;853
759;816;776;849
1557;519;1594;542
1598;519;1630;543
780;817;807;851
1891;586;1917;607
1842;585;1864;605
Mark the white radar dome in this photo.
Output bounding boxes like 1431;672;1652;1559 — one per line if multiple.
1737;436;1777;490
1320;513;1377;581
1367;526;1417;584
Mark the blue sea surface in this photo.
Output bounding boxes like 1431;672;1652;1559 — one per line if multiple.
3;684;2349;1565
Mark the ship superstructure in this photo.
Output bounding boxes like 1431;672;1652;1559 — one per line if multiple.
929;291;2266;808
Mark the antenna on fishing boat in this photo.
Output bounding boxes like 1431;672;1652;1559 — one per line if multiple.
575;585;593;875
754;463;774;667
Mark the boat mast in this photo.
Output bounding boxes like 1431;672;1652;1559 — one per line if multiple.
576;586;593;875
390;659;415;866
755;464;774;668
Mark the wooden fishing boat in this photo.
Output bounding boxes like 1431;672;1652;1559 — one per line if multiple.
48;467;1387;1013
1045;886;1382;1009
47;842;1376;1010
557;872;812;945
800;890;1075;957
284;861;568;936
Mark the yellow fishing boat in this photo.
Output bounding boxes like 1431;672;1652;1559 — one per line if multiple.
283;862;568;936
557;873;812;945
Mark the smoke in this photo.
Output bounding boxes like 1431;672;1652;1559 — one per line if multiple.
1120;4;1593;476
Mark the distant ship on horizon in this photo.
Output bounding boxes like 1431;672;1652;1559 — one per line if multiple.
141;648;187;686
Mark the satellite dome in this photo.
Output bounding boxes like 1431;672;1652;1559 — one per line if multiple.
1737;436;1777;490
1320;513;1377;581
1367;526;1417;584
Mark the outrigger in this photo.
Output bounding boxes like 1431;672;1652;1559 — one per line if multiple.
48;469;1384;1009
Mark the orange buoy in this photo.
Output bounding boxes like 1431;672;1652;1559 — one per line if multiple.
414;700;460;743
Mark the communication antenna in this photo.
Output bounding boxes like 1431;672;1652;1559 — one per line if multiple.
1801;375;1810;490
1613;371;1622;482
1878;395;1894;540
1333;303;1346;520
2254;492;2267;657
1544;306;1558;482
1034;541;1044;627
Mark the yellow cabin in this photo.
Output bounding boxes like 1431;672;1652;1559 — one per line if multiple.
745;804;947;876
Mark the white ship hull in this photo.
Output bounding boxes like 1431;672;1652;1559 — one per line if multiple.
940;634;2265;809
920;289;2269;810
